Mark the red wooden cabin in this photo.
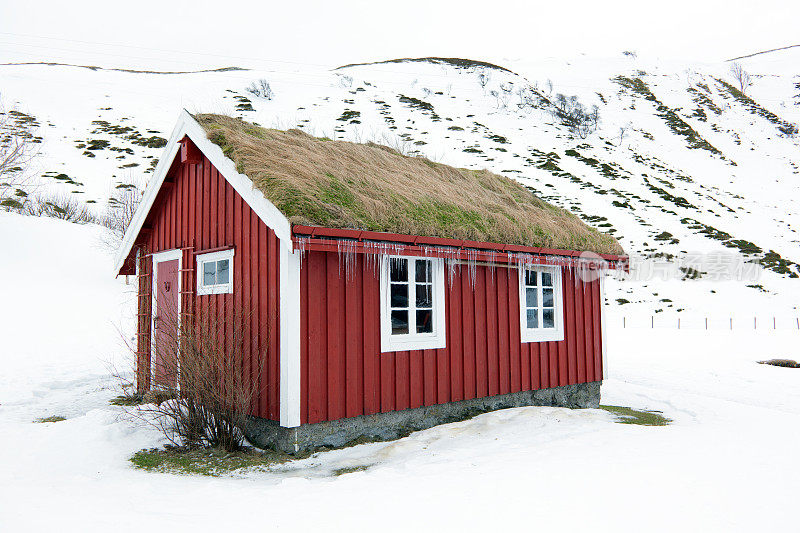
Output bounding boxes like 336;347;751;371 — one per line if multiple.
115;111;626;452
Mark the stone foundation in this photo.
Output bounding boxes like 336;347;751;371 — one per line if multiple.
245;381;601;454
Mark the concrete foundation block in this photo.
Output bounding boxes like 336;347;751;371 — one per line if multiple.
245;381;601;454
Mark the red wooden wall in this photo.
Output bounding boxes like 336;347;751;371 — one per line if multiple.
134;152;281;421
300;251;603;425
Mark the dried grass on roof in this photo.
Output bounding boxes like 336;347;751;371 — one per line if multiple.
196;114;623;255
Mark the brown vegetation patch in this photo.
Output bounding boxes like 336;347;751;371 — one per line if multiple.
758;359;800;368
196;114;622;254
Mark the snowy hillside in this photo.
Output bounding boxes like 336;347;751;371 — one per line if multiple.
1;51;799;318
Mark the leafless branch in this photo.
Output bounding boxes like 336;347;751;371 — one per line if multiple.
0;97;40;209
729;62;752;95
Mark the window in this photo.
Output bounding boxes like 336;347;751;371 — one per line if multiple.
380;256;446;352
519;265;564;342
196;249;234;295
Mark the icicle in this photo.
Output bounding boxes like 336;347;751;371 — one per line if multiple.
465;248;478;289
296;236;309;267
336;239;358;281
446;247;460;287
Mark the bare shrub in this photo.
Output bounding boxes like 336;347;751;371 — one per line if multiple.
489;89;500;108
550;94;600;138
477;70;491;94
246;79;273;100
1;97;40;209
24;191;97;224
516;86;543;112
617;123;631;146
494;82;512;109
729;62;752;95
101;182;143;249
339;75;354;88
128;299;262;451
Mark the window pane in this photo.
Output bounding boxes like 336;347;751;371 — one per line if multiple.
416;310;433;333
541;271;553;287
390;283;408;308
527;308;538;329
389;258;408;282
203;261;216;286
216;259;230;284
391;310;409;335
543;288;554;307
415;259;432;282
416;284;432;308
525;269;537;286
525;287;538;308
543;308;555;328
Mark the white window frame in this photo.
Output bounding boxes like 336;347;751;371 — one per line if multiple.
196;248;234;295
518;264;565;343
379;255;446;352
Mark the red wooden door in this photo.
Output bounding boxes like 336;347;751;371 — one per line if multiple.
154;259;179;388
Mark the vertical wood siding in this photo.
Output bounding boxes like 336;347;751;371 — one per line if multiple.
300;251;605;425
135;153;281;420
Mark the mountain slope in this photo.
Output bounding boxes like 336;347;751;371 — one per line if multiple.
1;51;798;317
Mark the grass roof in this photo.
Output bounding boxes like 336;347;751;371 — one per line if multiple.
196;114;623;255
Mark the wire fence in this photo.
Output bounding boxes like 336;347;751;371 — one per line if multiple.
610;314;800;331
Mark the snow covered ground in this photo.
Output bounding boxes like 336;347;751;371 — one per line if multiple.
2;46;799;530
1;213;798;531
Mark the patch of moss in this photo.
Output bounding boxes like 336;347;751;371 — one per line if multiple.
407;200;488;235
35;415;66;423
758;359;800;368
233;95;254;111
331;465;371;476
130;446;292;476
86;139;110;150
715;78;798;136
643;177;696;209
337;110;361;123
398;94;434;111
600;405;671;426
398;94;440;121
487;134;509;144
614;76;724;156
109;394;145;406
90;121;167;148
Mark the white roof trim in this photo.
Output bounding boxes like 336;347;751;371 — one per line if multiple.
113;110;291;273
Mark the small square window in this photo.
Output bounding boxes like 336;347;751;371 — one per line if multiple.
196;249;234;295
520;265;563;342
380;256;446;352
